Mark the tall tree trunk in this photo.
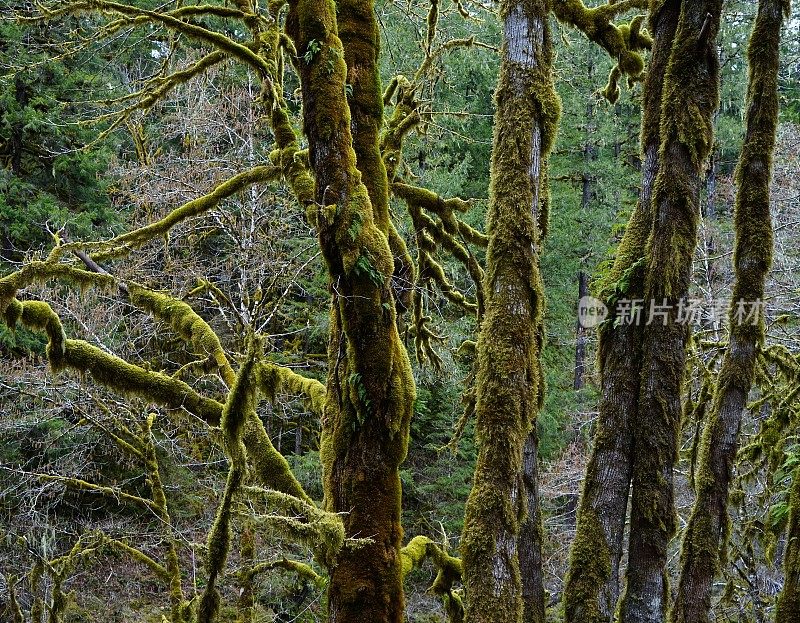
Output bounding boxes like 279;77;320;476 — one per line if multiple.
673;1;784;621
563;3;680;620
286;2;415;621
620;2;722;622
460;1;559;621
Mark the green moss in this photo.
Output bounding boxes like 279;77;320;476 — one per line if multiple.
777;465;800;621
622;2;722;621
564;510;613;623
460;2;559;622
129;284;235;383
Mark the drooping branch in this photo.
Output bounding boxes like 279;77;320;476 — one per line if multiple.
75;166;279;261
36;0;274;79
401;535;464;623
551;0;652;102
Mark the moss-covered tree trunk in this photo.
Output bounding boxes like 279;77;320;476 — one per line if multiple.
619;2;721;622
777;465;800;621
672;1;785;621
286;1;415;621
460;1;558;621
563;3;679;621
338;0;414;314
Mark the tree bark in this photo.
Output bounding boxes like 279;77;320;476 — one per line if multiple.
777;466;800;622
286;2;416;621
674;1;784;621
620;2;722;622
460;1;559;621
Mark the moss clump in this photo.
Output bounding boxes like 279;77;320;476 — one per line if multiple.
564;510;613;622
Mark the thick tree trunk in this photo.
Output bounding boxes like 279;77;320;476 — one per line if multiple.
620;2;722;622
460;1;558;621
674;1;784;621
286;2;415;621
563;3;679;620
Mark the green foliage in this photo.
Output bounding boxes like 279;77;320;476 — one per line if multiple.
304;39;322;64
0;17;120;261
403;379;476;538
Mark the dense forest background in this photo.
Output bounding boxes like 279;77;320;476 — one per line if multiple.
1;0;799;621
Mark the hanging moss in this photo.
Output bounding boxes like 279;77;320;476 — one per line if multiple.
245;488;345;568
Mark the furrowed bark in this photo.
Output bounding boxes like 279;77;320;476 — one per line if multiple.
460;1;559;621
620;2;722;622
563;3;679;621
673;1;785;620
286;1;415;621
